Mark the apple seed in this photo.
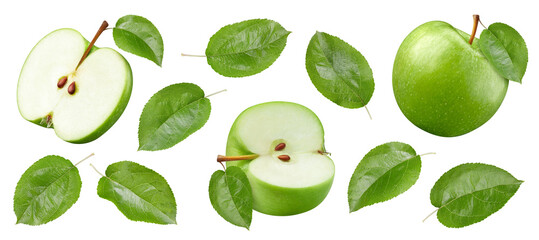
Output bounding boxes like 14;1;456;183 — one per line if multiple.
277;155;290;161
274;143;286;151
68;82;76;95
57;76;68;88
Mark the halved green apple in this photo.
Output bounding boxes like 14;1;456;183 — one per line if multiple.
17;28;132;143
223;101;335;216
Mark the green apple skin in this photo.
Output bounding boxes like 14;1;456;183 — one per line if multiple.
393;21;508;137
226;102;334;216
17;28;132;143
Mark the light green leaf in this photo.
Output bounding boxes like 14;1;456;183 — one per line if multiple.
209;166;252;229
96;161;177;224
306;31;374;109
138;83;211;151
348;142;421;212
14;155;81;225
479;23;527;83
113;15;164;66
430;163;522;228
206;19;290;77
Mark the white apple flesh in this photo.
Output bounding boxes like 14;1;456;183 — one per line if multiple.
225;102;334;216
17;28;132;143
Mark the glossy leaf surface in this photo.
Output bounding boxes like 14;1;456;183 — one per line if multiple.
97;161;177;224
306;31;374;108
209;166;252;229
14;155;81;225
113;15;164;66
138;83;211;151
206;19;290;77
430;163;522;228
348;142;420;212
479;23;527;83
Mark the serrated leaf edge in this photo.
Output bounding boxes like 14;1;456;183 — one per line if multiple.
206;18;290;78
137;83;210;151
209;167;252;230
113;28;161;66
431;162;523;228
348;151;420;212
98;161;177;224
14;155;81;225
306;31;374;109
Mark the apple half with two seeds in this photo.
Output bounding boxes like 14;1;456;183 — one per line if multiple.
17;27;132;143
222;101;335;216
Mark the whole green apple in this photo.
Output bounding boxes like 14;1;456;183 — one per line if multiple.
393;20;507;137
222;101;334;216
17;23;132;143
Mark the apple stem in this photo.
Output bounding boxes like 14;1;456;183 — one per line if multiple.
422;208;439;223
205;89;227;98
76;21;109;70
217;154;259;163
74;153;95;166
469;15;480;45
318;150;331;156
181;53;207;57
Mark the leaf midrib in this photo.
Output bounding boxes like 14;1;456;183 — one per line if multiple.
17;164;77;223
485;29;519;80
114;28;159;63
104;174;176;224
208;31;289;58
351;153;418;209
139;97;206;149
223;171;250;228
436;182;522;215
315;36;368;106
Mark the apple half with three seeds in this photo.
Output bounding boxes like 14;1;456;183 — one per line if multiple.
17;25;132;143
221;101;335;216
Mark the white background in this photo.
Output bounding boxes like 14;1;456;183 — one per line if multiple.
1;0;537;239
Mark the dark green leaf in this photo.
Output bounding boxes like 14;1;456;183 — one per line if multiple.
97;161;177;224
14;155;81;225
430;163;522;228
306;32;374;108
206;19;290;77
209;166;252;229
348;142;421;212
113;15;164;66
138;83;211;151
479;23;527;83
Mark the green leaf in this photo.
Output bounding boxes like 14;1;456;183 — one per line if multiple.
113;15;164;66
348;142;421;212
209;166;252;229
430;163;523;228
14;155;81;225
96;161;177;224
479;23;528;83
138;83;211;151
206;19;290;77
306;31;374;109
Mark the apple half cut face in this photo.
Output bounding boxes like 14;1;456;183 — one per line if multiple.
17;29;132;143
226;101;335;216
